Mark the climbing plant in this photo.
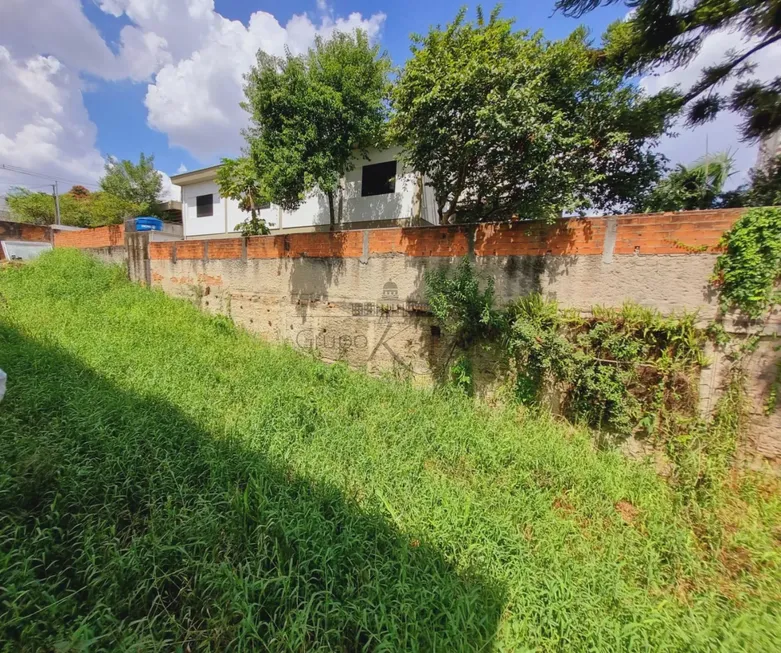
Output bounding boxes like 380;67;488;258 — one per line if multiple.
506;297;706;438
425;258;503;392
425;259;746;505
712;207;781;318
425;258;502;349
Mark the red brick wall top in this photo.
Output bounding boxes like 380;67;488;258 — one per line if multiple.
613;210;742;255
143;209;747;263
53;224;124;249
0;220;53;260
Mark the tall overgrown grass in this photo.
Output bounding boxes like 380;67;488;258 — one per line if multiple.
1;250;780;651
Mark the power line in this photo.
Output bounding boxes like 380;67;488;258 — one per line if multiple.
0;163;101;189
0;182;57;193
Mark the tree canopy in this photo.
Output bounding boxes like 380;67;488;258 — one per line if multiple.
99;153;163;216
6;186;142;227
242;30;391;228
216;157;271;236
390;7;675;223
555;0;781;142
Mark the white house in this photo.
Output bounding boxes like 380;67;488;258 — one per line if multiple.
171;146;439;239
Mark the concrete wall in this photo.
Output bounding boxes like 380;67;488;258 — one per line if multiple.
76;209;781;469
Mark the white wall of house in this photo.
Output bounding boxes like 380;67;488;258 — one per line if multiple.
281;146;421;228
182;180;223;238
225;196;279;232
342;146;416;224
177;146;438;238
182;179;278;238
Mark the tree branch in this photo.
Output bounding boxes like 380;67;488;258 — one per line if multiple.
683;34;781;104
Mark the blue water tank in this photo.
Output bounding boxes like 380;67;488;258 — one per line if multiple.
128;217;164;232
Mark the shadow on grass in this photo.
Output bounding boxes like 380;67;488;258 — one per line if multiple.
0;323;504;650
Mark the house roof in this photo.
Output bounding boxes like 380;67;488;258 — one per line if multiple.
170;164;222;186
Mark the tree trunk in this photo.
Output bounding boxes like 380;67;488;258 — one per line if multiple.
326;190;335;231
337;181;344;226
442;165;468;224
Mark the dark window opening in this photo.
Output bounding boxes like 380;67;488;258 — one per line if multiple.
361;161;396;197
430;325;441;338
196;194;213;218
256;201;271;211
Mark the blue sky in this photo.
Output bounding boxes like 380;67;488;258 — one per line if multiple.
1;1;776;200
81;1;626;177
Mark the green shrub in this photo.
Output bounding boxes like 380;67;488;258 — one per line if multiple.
713;206;781;317
504;297;705;437
425;258;501;348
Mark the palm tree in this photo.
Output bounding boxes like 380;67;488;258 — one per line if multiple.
639;152;734;213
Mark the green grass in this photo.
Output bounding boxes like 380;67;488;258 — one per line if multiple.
1;249;780;651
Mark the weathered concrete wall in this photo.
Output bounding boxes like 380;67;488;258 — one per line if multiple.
77;246;127;266
130;208;780;468
125;232;151;286
699;334;781;470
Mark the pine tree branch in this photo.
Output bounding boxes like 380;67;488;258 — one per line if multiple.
683;33;781;104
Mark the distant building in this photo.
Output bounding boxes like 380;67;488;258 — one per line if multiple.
756;129;781;171
171;146;439;239
156;200;182;224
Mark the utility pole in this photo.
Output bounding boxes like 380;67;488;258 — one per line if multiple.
701;134;709;205
52;181;61;225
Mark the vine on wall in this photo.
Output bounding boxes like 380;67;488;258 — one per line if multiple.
426;208;779;496
712;206;781;318
506;297;706;438
426;261;707;435
423;249;756;504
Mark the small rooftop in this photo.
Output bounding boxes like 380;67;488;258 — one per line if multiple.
170;164;222;186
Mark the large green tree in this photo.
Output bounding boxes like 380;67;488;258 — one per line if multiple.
6;186;141;227
390;7;674;223
555;0;781;141
99;153;163;216
242;30;391;229
718;154;781;207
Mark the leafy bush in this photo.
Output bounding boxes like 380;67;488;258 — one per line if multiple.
234;213;271;237
506;298;705;437
425;258;501;347
505;294;577;403
448;354;474;396
713;206;781;317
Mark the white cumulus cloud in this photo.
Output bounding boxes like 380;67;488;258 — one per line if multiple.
159;171;181;202
97;1;386;160
0;0;127;80
0;0;385;193
0;46;105;195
